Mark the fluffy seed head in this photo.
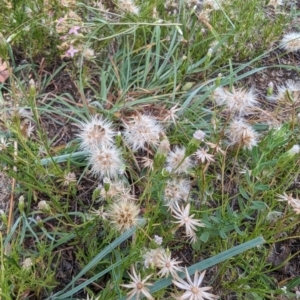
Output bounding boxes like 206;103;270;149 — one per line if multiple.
164;178;190;207
226;119;259;150
123;114;163;151
280;32;300;52
143;248;167;269
224;87;258;116
107;200;141;233
268;80;300;103
77;116;115;151
88;145;123;179
166;146;193;174
118;0;139;14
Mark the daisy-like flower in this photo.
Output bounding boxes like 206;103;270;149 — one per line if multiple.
0;138;10;151
172;268;219;300
143;248;167;269
121;266;153;300
277;193;300;214
166;146;193;174
118;0;139;15
68;25;80;35
88;145;123;179
77;116;115;151
123;114;163;151
107;199;141;233
163;103;181;124
280;32;300;52
63;172;77;186
157;250;183;278
171;203;205;237
225;119;259;150
66;45;79;57
195;148;215;163
164;178;190;207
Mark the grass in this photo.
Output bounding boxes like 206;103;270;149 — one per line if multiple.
1;0;300;299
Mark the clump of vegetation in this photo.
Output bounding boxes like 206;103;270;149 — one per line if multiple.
1;0;300;299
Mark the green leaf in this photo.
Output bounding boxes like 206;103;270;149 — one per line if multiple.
253;184;269;191
249;201;268;210
200;231;210;243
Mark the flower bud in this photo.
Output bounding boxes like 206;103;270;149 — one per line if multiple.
18;195;25;213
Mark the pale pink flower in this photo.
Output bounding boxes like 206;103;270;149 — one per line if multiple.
68;25;80;35
66;45;79;57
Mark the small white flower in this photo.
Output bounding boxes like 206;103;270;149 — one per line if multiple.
195;148;215;163
288;144;300;156
0;138;10;151
63;172;77;186
121;266;153;300
22;258;33;270
193;130;206;141
154;235;163;245
157;251;183;278
171;203;205;237
172;267;219;300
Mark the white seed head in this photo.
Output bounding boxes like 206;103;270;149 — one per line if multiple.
123;114;163;151
88;145;123;179
226;119;259;150
107;200;141;233
77;116;115;151
166;146;193;174
280;32;300;52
